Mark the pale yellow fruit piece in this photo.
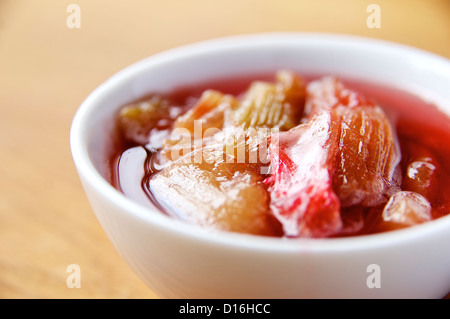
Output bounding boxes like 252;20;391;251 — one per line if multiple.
173;90;238;136
118;96;178;145
382;191;432;226
148;151;281;236
227;70;305;130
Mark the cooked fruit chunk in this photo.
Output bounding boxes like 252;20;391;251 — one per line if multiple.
264;111;342;238
227;70;305;130
156;91;235;163
158;71;305;167
118;96;178;145
263;76;403;237
305;76;401;207
333;104;401;207
403;157;437;199
148;150;282;236
220;126;273;168
156;125;273;168
304;76;375;116
173;90;238;136
381;191;432;226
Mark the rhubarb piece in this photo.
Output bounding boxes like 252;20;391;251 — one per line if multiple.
264;111;342;238
148;150;282;236
173;90;238;136
400;140;441;201
227;70;305;130
118;96;179;145
159;71;305;167
306;76;401;207
403;157;437;200
156;125;273;169
264;77;402;237
158;90;237;164
220;126;273;168
333;104;401;207
304;76;375;117
381;191;432;226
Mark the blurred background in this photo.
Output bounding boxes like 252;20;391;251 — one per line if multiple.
0;0;449;298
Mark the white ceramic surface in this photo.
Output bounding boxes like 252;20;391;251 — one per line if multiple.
70;33;450;298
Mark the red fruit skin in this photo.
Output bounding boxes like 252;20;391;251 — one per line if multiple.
264;111;343;238
265;77;401;238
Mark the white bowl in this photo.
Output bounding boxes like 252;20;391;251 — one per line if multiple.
70;33;450;298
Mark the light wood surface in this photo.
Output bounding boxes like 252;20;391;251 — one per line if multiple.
1;0;449;299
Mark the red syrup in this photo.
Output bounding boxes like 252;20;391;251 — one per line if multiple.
107;72;450;237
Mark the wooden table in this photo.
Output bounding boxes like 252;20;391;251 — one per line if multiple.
1;0;449;299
